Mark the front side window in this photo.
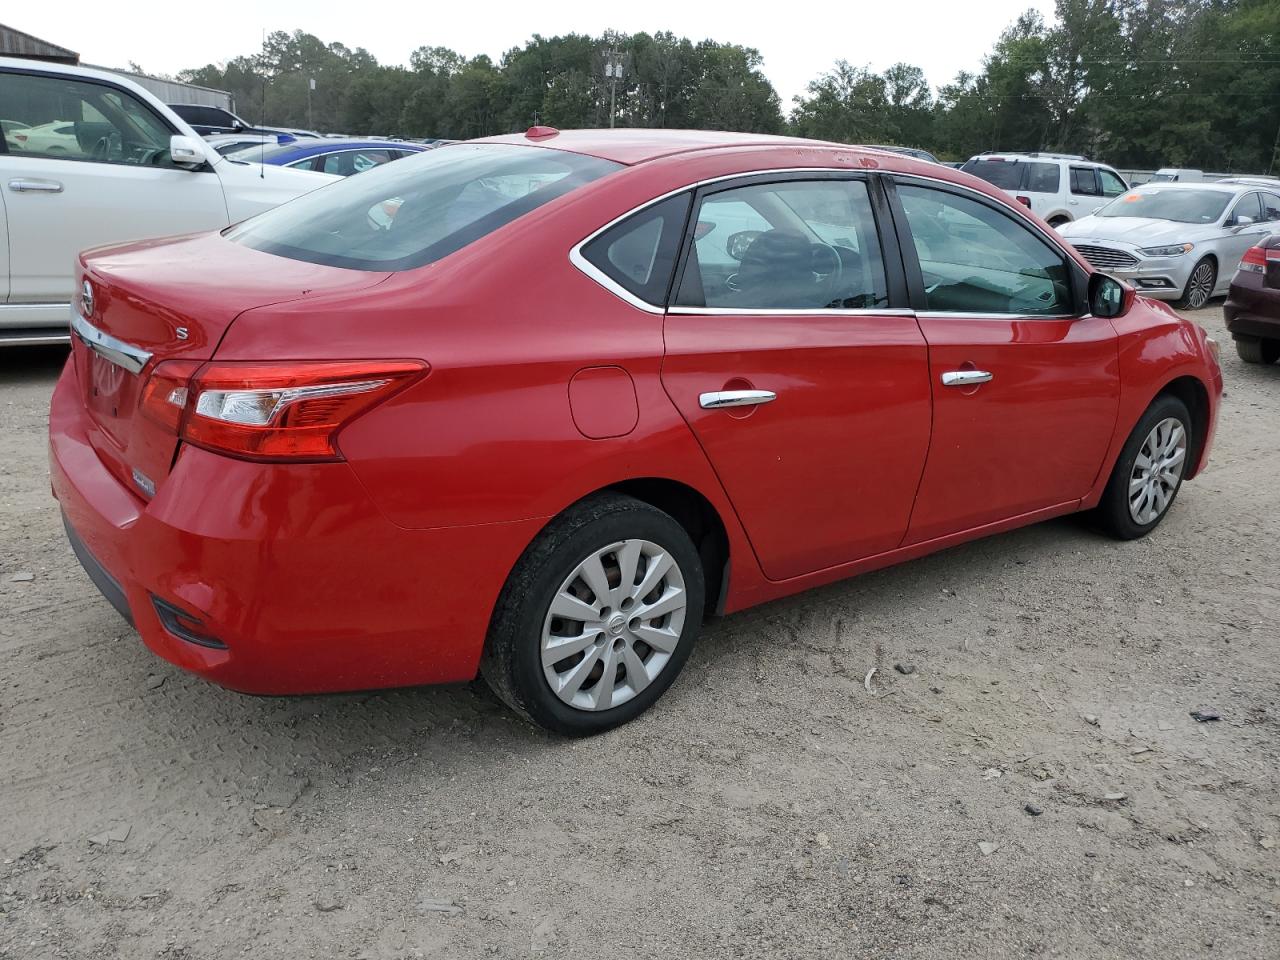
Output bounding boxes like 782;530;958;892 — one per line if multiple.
580;194;691;306
1261;193;1280;222
1228;193;1263;225
897;184;1072;316
0;72;173;165
228;143;620;271
674;179;888;310
1099;169;1127;197
317;149;395;176
1070;167;1100;196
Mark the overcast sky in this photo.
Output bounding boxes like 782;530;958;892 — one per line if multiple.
14;1;1058;107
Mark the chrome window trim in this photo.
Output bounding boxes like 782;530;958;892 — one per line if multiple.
915;311;1076;321
70;310;152;374
569;167;876;314
669;306;915;318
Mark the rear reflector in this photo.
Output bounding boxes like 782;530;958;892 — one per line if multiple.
139;359;427;462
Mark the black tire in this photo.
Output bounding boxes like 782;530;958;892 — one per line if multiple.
1234;336;1280;364
481;493;704;736
1047;216;1070;229
1094;394;1193;540
1175;257;1216;310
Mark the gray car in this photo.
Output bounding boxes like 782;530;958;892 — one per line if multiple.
1058;181;1280;308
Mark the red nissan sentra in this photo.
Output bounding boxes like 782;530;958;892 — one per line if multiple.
50;129;1223;735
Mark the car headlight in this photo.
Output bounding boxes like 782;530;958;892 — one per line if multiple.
1140;242;1194;257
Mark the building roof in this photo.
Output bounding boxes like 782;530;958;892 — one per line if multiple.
0;23;78;64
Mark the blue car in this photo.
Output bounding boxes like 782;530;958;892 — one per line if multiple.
225;137;430;176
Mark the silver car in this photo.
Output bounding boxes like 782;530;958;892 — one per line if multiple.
1058;182;1280;308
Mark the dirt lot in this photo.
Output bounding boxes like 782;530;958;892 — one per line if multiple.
1;304;1276;960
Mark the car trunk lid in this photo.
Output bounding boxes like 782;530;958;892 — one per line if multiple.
72;232;391;497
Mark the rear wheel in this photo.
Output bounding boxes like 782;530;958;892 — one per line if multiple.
1047;216;1070;229
1094;395;1192;540
1234;336;1280;364
481;494;704;736
1176;257;1216;309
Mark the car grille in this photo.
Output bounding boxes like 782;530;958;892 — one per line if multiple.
1071;244;1139;270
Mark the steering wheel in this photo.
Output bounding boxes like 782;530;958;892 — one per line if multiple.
810;242;844;304
91;136;112;162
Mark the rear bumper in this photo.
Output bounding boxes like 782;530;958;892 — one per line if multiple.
49;357;544;695
1224;278;1280;340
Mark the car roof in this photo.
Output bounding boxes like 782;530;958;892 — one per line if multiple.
1133;181;1266;195
472;128;847;165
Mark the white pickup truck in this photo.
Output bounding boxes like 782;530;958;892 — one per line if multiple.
0;57;338;345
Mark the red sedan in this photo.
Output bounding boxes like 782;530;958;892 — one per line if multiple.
50;129;1223;734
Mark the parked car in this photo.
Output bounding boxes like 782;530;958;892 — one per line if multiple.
224;137;429;176
0;57;340;345
167;103;321;141
1224;235;1280;363
865;144;940;164
51;129;1222;734
203;133;290;157
1150;168;1203;183
961;153;1129;226
1058;181;1280;308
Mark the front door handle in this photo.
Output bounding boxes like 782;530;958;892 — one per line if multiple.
8;178;63;194
941;370;993;387
699;389;777;409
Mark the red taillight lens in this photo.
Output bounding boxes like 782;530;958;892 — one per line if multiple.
140;360;202;432
1240;245;1267;273
139;359;427;461
1015;195;1032;208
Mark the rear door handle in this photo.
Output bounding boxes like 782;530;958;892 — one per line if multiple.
941;370;993;387
8;178;63;194
699;389;777;409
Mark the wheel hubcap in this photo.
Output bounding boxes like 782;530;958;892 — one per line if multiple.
1128;417;1187;525
541;539;687;711
1187;264;1213;308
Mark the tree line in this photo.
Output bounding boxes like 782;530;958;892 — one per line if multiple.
176;0;1279;172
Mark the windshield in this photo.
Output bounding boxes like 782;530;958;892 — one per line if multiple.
227;143;621;271
1097;189;1231;223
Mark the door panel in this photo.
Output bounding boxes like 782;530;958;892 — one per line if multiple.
0;70;227;304
0;187;9;301
891;179;1120;543
906;315;1119;542
660;176;931;581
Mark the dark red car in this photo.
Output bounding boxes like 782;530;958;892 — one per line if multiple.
1224;235;1280;364
51;130;1223;734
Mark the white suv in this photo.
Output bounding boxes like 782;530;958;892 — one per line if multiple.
0;58;339;345
960;153;1129;228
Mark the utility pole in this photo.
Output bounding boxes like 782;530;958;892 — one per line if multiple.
604;50;625;129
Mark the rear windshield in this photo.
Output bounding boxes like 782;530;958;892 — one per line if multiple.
227;143;621;271
962;159;1060;193
1098;189;1231;223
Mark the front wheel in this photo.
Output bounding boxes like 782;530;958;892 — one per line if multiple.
481;494;704;736
1094;395;1192;540
1176;257;1216;310
1235;336;1280;364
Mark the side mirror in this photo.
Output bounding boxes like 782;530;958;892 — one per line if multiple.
1088;272;1132;318
169;135;206;168
1233;214;1255;230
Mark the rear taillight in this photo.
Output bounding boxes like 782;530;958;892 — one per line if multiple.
139;360;427;461
1015;195;1032;208
1240;245;1267;274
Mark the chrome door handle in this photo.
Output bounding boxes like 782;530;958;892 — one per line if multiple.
941;370;993;387
699;389;777;409
8;178;64;194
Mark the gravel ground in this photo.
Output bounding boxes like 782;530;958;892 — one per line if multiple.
1;304;1277;960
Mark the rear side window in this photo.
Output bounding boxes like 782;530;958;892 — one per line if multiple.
1025;163;1060;193
962;160;1024;190
579;194;691;306
228;143;621;271
1070;167;1100;196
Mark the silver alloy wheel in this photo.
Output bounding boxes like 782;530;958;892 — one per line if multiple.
1184;261;1214;309
541;539;687;711
1128;417;1187;525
